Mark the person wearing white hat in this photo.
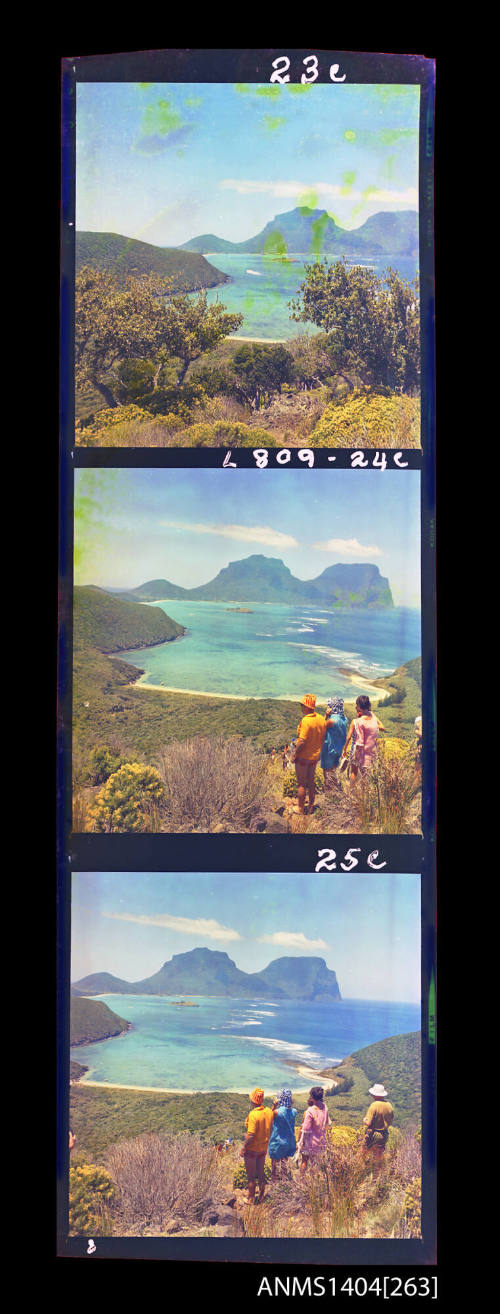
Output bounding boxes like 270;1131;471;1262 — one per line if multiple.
362;1084;394;1151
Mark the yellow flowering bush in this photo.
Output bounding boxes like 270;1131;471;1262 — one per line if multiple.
178;420;275;447
378;736;412;763
69;1161;115;1235
75;405;185;447
86;762;164;832
310;391;420;449
326;1125;361;1150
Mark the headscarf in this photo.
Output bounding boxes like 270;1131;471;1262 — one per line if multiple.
326;696;344;715
276;1088;293;1109
250;1087;264;1104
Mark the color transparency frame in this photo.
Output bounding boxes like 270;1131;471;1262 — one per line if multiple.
58;48;436;1284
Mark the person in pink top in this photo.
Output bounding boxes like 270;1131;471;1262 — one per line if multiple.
298;1086;331;1174
344;695;386;784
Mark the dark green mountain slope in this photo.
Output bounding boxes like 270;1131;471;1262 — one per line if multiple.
257;956;341;1001
74;586;185;654
76;231;230;290
70;996;131;1046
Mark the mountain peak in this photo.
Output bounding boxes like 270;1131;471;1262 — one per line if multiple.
72;946;342;1001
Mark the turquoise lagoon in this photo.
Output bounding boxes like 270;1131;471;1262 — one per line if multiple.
71;994;421;1093
202;253;419;342
120;601;421;703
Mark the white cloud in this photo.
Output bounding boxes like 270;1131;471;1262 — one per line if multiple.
220;178;418;207
257;931;330;950
103;912;242;942
160;519;299;549
311;537;382;558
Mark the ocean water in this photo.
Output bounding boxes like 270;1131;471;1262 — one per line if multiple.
71;994;420;1093
202;253;419;341
121;601;420;703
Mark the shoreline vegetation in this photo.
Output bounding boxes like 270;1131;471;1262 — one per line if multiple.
75;215;421;450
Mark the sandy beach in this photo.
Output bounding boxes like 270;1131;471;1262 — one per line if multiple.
133;677;383;704
336;668;386;703
135;682;256;701
227;334;287;344
77;1078;323;1096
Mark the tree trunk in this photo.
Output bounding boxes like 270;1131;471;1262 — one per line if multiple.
176;359;190;386
91;377;119;408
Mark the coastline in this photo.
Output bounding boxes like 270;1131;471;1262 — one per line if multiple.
131;674;386;703
76;1077;331;1097
134;682;259;701
336;667;387;702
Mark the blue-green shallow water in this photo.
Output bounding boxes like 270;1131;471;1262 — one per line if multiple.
72;995;420;1092
121;602;420;702
202;253;419;341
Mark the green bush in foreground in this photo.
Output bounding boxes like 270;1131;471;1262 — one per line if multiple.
86;762;164;832
86;745;129;786
310;390;420;448
69;1159;115;1235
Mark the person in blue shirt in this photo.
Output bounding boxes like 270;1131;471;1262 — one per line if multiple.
320;696;348;791
268;1088;298;1179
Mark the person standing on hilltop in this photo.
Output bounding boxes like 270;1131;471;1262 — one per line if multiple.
240;1087;275;1204
343;695;386;784
297;1086;331;1174
320;696;348;791
361;1083;394;1159
293;695;331;815
268;1089;298;1179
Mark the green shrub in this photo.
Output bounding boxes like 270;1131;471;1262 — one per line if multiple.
86;745;128;786
86;762;164;832
69;1159;115;1235
117;358;156;399
134;381;205;418
233;1158;272;1189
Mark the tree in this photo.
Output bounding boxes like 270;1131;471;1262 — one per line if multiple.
231;343;295;409
75;267;174;408
289;258;420;394
75;268;243;407
160;292;243;385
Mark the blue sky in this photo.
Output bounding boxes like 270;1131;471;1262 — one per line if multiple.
74;468;421;607
76;82;419;244
71;871;421;1002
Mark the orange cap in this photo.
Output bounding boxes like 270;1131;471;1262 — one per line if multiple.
301;694;316;711
250;1088;264;1104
